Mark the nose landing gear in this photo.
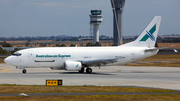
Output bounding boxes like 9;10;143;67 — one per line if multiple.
16;67;27;74
79;68;85;73
22;69;27;74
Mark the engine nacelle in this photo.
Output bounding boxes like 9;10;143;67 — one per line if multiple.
64;60;82;71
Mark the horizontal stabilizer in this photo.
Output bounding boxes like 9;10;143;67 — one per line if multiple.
145;45;175;52
158;45;175;50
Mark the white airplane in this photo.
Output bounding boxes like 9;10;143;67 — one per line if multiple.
5;16;162;74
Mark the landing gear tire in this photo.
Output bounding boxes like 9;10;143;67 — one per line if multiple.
22;70;26;74
79;68;84;73
86;68;92;73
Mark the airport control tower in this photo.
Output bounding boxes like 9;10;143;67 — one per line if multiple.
89;10;103;44
111;0;125;45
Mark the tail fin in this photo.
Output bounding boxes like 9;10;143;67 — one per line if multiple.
124;16;161;47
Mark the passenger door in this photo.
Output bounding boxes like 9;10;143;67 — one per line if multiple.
28;50;34;63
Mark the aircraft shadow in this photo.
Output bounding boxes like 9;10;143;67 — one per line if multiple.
59;72;114;75
118;71;180;73
21;72;114;75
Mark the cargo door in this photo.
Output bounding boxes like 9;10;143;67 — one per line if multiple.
28;50;34;65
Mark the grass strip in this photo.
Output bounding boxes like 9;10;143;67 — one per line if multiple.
1;94;180;101
139;54;180;61
126;62;180;67
0;84;175;94
0;59;4;63
126;54;180;67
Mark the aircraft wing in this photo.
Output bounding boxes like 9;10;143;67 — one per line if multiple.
82;57;122;67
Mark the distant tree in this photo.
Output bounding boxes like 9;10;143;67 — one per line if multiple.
155;42;158;47
86;42;94;46
112;43;118;46
0;47;9;54
11;48;20;54
70;44;76;47
40;44;47;47
56;44;61;47
48;43;51;47
2;41;12;47
0;47;4;54
61;44;66;47
86;42;101;46
25;42;30;47
94;42;101;46
55;44;66;47
39;43;47;47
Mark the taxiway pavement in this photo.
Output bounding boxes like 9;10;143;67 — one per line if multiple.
0;63;180;90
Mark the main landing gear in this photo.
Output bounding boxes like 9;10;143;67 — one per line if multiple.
22;69;27;74
86;68;92;73
78;66;92;73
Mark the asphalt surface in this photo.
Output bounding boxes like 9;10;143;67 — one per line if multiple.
1;63;180;91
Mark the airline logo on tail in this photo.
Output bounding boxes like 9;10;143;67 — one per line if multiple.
140;24;156;41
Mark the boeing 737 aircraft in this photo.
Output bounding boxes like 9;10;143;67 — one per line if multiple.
5;16;162;74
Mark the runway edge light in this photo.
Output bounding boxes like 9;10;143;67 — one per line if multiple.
46;80;63;86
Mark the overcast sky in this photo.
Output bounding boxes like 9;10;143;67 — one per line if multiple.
0;0;179;37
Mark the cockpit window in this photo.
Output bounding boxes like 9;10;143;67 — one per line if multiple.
12;52;22;56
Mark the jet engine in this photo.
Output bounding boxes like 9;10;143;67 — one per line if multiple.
64;60;82;71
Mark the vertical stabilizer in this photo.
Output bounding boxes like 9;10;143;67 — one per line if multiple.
123;16;161;47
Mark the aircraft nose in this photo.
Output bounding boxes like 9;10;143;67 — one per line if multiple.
4;56;20;66
4;56;13;64
4;57;10;64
